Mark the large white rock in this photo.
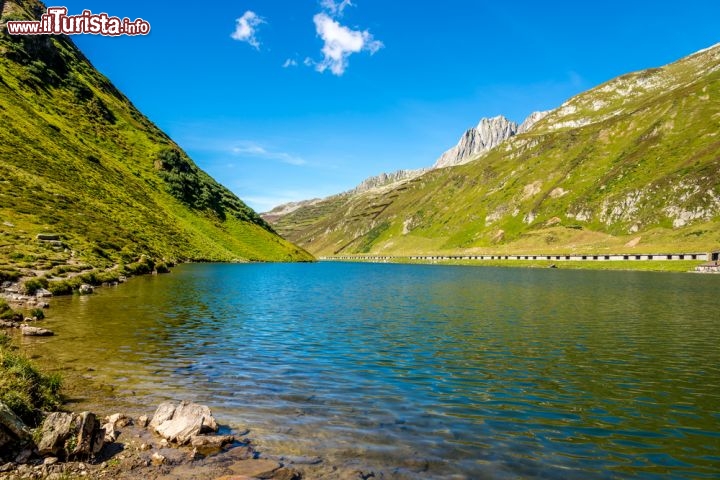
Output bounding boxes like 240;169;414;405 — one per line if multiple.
150;401;218;445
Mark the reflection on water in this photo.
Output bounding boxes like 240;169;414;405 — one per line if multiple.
21;263;720;478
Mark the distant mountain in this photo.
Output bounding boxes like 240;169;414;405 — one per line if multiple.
350;168;428;193
432;115;518;168
265;43;720;256
0;0;312;282
265;111;547;221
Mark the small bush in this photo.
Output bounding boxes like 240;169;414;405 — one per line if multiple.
155;262;170;273
78;271;98;285
123;257;154;275
46;279;75;296
0;269;21;283
30;308;44;320
21;277;48;295
0;299;17;320
95;270;120;284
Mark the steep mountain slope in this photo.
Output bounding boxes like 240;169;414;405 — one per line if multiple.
268;44;720;256
0;0;313;282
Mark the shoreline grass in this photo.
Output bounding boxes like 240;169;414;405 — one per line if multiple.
0;331;63;426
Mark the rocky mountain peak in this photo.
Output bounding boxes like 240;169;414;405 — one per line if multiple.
432;115;518;169
517;110;551;134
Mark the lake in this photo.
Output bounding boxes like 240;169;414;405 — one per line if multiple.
21;262;720;478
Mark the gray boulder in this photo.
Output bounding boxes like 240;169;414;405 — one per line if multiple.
37;411;104;459
150;401;218;445
0;402;33;460
35;288;52;298
37;412;73;456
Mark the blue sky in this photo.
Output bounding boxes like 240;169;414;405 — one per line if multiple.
59;0;720;212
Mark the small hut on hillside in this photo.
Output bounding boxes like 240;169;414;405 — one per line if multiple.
696;250;720;273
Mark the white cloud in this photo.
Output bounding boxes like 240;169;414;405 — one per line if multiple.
232;143;306;166
282;58;298;68
312;13;382;76
303;57;314;67
231;11;265;49
320;0;353;16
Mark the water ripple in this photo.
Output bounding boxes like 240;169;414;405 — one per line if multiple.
23;263;720;479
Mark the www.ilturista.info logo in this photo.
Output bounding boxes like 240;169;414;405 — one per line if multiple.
5;6;150;36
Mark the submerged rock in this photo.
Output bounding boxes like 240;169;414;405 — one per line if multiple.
190;434;235;450
78;284;93;295
20;325;54;336
150;401;219;445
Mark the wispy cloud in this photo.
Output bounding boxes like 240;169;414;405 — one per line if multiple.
320;0;353;16
232;142;307;166
313;12;383;76
282;58;298;68
231;11;265;49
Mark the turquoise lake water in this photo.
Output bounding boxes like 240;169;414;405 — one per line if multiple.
22;262;720;478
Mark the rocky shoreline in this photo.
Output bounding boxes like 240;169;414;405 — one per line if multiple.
0;276;390;480
0;399;310;480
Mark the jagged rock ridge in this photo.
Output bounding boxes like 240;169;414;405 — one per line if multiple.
432;115;518;168
351;168;428;194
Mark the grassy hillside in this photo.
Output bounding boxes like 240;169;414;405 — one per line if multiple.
270;44;720;257
0;0;313;285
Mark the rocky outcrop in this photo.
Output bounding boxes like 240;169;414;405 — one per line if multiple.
0;402;33;459
517;110;550;134
150;400;219;445
350;168;428;194
261;198;328;223
433;115;518;168
36;411;105;459
0;400;313;479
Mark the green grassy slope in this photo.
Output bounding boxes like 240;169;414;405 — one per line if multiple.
271;44;720;257
0;0;313;281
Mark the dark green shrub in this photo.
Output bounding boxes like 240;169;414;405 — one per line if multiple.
20;277;48;295
0;269;21;283
46;279;74;296
0;299;16;320
123;256;154;275
155;262;170;273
